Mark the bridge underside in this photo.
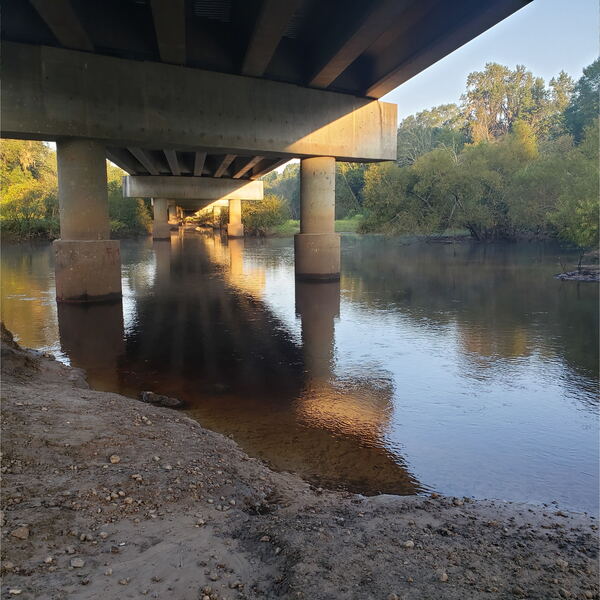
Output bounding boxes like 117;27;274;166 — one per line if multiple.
1;0;531;301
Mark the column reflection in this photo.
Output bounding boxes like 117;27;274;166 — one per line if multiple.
57;301;124;391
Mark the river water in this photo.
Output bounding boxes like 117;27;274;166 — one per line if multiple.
1;232;598;513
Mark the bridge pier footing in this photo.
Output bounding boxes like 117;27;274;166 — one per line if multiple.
295;157;340;281
227;198;244;238
54;139;122;303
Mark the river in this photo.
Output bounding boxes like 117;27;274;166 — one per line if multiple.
1;231;598;513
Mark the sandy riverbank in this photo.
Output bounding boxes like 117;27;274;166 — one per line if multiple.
1;327;598;600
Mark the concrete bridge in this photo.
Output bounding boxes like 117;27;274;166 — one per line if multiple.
1;0;530;301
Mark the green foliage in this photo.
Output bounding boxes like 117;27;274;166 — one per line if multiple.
396;104;466;166
0;141;151;240
242;194;290;236
335;163;367;218
263;163;300;217
548;120;599;250
461;63;576;142
107;164;152;237
564;58;600;142
1;140;58;239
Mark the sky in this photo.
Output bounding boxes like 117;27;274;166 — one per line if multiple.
382;0;599;120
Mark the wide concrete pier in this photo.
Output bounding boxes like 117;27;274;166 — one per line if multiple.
54;139;121;303
295;157;340;280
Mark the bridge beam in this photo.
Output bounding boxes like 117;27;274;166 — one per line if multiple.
295;157;340;281
53;139;121;303
123;176;263;201
1;42;396;162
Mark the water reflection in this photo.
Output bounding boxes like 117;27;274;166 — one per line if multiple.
57;301;125;391
1;234;597;510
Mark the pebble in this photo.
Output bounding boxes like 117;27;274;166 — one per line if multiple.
439;572;448;582
70;558;85;568
403;540;415;549
105;568;113;576
99;531;109;539
124;497;134;504
109;455;121;464
8;589;22;596
10;526;30;540
388;595;399;600
65;546;76;554
556;559;569;571
260;536;270;542
119;578;130;585
44;556;53;564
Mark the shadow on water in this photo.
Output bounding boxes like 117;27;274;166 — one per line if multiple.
55;231;422;496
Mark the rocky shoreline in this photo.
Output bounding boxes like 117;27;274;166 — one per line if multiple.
554;268;600;282
1;329;598;599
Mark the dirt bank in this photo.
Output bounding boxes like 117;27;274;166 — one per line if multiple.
1;329;598;600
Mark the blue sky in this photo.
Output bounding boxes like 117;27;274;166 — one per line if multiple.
383;0;599;120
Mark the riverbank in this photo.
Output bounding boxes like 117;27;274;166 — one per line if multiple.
1;328;598;600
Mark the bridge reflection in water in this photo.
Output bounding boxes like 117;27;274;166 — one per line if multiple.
56;231;422;496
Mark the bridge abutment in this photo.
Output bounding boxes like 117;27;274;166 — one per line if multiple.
295;157;340;281
53;139;122;303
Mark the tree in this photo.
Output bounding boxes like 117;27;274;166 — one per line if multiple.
106;163;151;237
564;58;600;142
0;140;58;238
549;119;599;255
242;194;290;235
396;104;465;166
336;162;366;218
462;63;557;142
263;163;299;217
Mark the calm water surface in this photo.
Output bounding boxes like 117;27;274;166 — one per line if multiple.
1;232;598;513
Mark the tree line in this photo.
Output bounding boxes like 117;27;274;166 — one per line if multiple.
265;60;599;250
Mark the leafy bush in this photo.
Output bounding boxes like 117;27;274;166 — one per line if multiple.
242;195;290;236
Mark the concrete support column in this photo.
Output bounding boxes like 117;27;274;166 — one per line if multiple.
168;202;178;223
213;206;222;229
294;157;340;280
227;198;244;238
53;139;122;302
152;198;170;240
